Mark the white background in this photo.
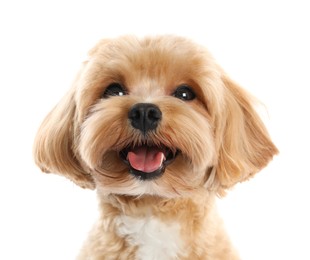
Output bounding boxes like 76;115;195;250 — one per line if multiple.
0;0;309;259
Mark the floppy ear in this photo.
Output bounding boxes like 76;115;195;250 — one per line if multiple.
33;84;95;189
213;75;278;192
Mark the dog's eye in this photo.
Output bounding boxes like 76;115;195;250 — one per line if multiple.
102;83;127;98
173;85;196;101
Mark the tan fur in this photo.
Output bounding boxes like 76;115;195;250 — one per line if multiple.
33;35;278;259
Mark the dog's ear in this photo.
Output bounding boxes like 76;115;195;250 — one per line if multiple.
213;75;278;192
33;81;95;189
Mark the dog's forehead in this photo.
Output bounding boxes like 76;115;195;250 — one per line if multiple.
91;36;207;95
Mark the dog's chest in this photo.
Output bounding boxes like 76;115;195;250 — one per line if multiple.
115;214;184;260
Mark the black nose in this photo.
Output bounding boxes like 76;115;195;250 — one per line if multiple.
128;103;162;133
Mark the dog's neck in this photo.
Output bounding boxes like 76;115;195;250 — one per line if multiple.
99;193;215;218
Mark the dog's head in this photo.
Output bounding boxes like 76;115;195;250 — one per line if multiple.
34;35;278;197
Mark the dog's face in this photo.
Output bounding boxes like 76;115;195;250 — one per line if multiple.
34;36;278;197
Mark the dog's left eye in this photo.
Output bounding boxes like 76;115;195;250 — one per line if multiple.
173;85;196;101
102;83;127;98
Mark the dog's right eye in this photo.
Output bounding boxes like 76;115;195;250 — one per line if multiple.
102;83;127;98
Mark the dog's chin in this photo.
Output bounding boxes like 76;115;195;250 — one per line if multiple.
119;144;178;181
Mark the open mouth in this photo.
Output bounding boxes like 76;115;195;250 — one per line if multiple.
120;145;177;180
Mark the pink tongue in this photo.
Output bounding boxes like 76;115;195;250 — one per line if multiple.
127;146;165;173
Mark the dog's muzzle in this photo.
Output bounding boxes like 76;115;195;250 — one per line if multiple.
119;103;177;180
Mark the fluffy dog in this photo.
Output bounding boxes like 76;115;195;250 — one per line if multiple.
34;35;278;259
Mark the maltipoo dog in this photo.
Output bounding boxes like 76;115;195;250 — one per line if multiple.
34;35;278;259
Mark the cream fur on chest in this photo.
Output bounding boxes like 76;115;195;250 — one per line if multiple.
116;214;184;260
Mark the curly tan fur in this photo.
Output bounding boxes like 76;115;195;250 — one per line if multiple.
33;35;278;259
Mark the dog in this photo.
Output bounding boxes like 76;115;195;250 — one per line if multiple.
33;35;278;259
